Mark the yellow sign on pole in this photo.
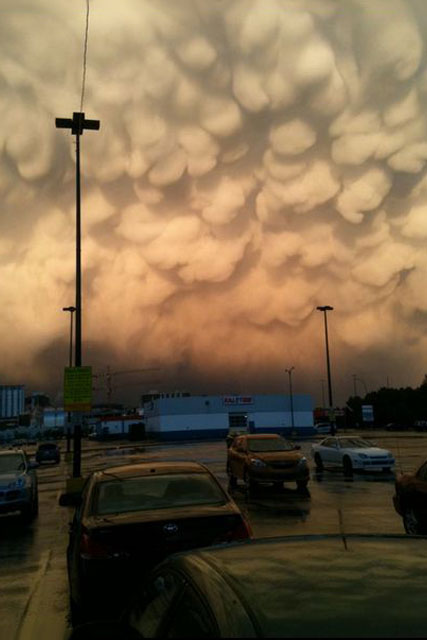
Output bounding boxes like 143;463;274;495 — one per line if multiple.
64;366;92;412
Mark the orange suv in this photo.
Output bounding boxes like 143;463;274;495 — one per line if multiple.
227;433;309;491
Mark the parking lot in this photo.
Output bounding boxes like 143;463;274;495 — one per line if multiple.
0;431;425;640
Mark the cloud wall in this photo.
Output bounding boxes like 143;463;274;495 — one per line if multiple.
2;0;427;403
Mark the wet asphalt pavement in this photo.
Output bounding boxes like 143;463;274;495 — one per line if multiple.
0;431;425;640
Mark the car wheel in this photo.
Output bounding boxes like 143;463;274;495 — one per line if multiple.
21;504;36;524
32;492;39;517
227;463;238;489
296;479;308;492
343;456;353;477
403;508;425;535
314;453;324;471
69;596;84;627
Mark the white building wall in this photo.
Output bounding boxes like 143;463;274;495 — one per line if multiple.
250;411;313;429
147;413;226;434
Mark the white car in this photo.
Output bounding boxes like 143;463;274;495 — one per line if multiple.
313;422;332;434
311;436;395;475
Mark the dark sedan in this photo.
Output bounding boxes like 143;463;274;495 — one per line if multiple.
393;459;427;534
36;442;61;464
70;534;427;639
67;460;251;624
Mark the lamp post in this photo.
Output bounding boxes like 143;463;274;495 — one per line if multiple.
316;305;335;435
62;306;76;453
56;112;100;478
285;367;295;432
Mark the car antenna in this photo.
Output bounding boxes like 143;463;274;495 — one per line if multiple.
338;508;348;551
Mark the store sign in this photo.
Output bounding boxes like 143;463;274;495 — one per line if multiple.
64;366;92;412
362;404;374;422
223;396;253;406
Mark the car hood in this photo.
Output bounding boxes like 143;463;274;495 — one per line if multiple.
348;447;391;456
187;535;427;637
248;451;303;463
0;471;25;485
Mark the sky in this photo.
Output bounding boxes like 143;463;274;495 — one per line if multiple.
2;0;427;407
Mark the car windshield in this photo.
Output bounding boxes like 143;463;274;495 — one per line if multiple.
247;438;294;452
0;454;25;473
93;472;227;516
340;438;374;448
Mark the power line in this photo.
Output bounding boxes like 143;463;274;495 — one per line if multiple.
80;0;90;112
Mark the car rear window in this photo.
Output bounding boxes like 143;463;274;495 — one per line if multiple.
93;472;227;516
38;444;57;450
247;438;294;452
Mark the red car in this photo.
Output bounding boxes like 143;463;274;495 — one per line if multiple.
66;460;252;624
393;459;427;534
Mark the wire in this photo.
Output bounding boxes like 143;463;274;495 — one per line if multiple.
80;0;90;112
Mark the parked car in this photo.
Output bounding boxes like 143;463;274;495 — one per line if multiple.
393;459;427;534
35;442;61;464
0;450;38;522
313;422;332;434
66;460;252;624
312;436;395;475
227;433;309;491
414;421;427;432
69;534;427;639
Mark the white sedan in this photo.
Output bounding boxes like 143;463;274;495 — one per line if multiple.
311;436;395;475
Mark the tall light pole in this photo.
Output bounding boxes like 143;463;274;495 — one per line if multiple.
285;367;295;432
62;306;76;454
56;112;100;477
316;305;335;435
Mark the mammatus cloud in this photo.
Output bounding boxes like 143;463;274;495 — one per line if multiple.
2;0;427;402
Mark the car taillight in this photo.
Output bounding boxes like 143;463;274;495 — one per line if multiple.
215;517;253;544
80;531;112;560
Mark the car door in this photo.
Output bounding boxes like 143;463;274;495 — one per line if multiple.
406;462;427;523
319;438;338;465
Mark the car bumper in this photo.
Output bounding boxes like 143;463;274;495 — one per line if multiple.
0;498;31;514
356;460;395;471
248;466;310;483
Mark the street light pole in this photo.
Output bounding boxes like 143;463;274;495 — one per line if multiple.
56;112;100;477
62;306;76;454
285;367;295;432
316;305;335;435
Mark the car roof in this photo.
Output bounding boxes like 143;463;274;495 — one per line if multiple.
167;534;427;636
240;434;282;440
93;460;211;481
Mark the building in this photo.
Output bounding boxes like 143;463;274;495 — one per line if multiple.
90;415;145;440
143;393;314;441
0;385;25;418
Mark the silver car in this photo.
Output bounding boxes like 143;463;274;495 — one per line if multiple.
0;450;39;522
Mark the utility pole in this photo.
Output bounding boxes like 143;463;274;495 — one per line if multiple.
62;306;76;454
56;112;100;477
285;367;295;432
316;306;335;435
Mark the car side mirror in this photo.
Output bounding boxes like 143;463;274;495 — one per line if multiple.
68;621;141;640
